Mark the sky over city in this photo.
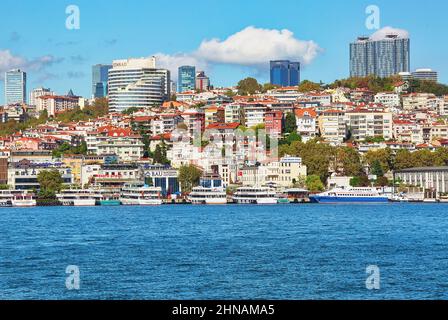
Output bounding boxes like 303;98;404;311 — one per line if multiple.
0;0;447;103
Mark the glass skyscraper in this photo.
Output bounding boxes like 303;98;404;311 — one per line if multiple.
350;34;410;78
92;64;112;98
270;60;301;87
178;66;196;93
5;69;27;105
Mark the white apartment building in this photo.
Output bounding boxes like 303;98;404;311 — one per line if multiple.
393;120;424;144
374;92;401;108
30;87;54;107
402;93;439;111
243;104;267;128
318;110;347;145
225;104;243;124
295;108;317;142
266;88;304;103
345;110;393;141
96;136;144;162
239;156;307;188
151;114;184;136
36;95;81;116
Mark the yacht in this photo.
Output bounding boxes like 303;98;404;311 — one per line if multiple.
232;187;278;204
188;173;227;205
119;184;163;206
309;187;389;203
56;189;97;206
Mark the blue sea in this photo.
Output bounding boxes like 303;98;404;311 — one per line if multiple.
1;204;448;300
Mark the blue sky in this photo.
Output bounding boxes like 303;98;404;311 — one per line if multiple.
0;0;447;103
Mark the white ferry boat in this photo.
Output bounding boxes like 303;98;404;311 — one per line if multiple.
120;184;163;206
56;189;97;206
232;187;278;204
0;190;37;207
92;189;121;206
309;187;389;204
188;173;227;205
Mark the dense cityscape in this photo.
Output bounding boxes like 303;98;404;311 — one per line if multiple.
1;30;448;207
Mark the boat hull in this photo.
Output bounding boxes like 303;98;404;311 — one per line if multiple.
310;196;389;203
99;200;121;206
120;198;162;206
12;200;37;207
73;199;97;207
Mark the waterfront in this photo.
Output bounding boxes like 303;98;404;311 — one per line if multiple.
1;204;448;300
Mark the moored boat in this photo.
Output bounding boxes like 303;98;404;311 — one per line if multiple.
188;173;227;205
309;187;389;203
119;183;163;206
56;189;97;206
232;187;278;204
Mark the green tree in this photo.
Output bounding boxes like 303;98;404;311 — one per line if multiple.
370;159;385;177
364;148;393;173
284;112;297;134
178;164;203;194
37;170;64;199
350;175;370;187
335;147;363;176
306;175;325;192
122;107;140;115
236;77;262;95
0;184;10;190
297;80;321;92
393;149;415;170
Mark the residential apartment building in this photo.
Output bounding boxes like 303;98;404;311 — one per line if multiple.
345;109;393;141
243;103;268;128
374;92;401;108
224;104;243;124
318;110;347;145
402;93;439;111
350;34;410;78
240;156;307;188
36;95;81;116
29;87;54;107
295;108;317;142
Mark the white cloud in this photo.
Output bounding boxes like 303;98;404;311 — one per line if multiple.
370;26;409;41
153;26;321;79
196;26;321;66
0;49;63;79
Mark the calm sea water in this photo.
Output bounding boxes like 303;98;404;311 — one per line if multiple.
1;204;448;300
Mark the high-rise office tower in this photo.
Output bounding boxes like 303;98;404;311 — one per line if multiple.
350;33;410;78
178;66;196;93
108;57;170;113
92;64;112;98
195;71;210;92
5;69;27;105
270;60;301;87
